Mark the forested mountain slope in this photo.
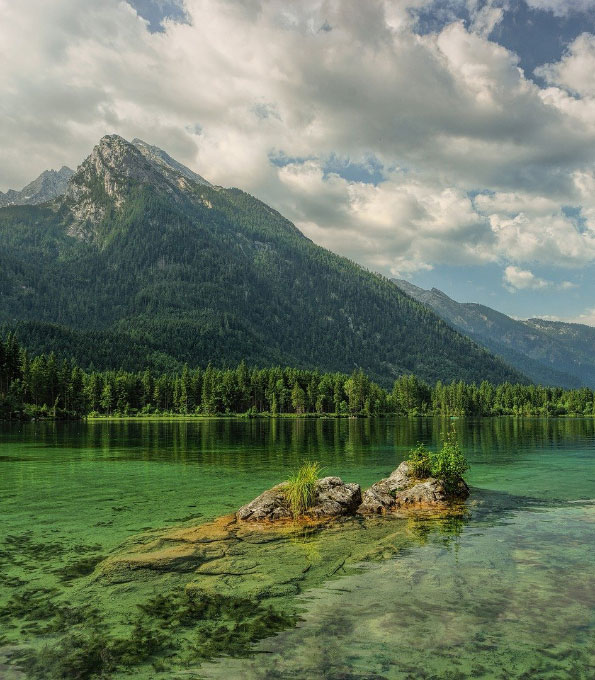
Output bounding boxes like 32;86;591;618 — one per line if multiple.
0;135;525;386
394;279;595;388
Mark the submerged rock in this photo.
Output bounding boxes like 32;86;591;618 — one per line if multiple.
98;507;468;599
237;476;362;521
359;461;469;514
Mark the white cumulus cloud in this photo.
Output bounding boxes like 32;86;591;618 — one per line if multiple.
503;266;576;292
504;266;549;291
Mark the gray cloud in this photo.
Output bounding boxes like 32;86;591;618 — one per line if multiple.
2;0;595;280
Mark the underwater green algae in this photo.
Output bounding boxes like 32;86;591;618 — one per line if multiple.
0;417;594;678
8;589;295;680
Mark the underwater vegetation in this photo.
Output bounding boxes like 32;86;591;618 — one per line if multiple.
4;587;296;679
0;529;295;679
53;555;106;583
0;532;102;569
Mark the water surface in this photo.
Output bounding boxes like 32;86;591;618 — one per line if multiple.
1;418;593;678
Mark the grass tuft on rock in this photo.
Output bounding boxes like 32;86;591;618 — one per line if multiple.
285;461;322;517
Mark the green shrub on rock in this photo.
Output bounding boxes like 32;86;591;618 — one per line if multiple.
408;443;432;479
407;428;469;492
430;427;469;492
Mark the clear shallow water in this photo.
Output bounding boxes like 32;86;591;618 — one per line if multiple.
0;417;594;679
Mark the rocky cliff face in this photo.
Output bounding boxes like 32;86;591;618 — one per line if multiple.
64;134;210;240
132;138;211;187
0;166;73;207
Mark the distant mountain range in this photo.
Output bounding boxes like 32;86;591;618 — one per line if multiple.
0;134;524;386
394;280;595;388
0;166;73;208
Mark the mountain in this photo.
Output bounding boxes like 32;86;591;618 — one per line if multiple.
131;138;211;187
0;166;73;207
0;134;526;386
393;280;595;388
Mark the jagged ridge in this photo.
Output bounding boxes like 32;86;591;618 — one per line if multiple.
0;166;73;208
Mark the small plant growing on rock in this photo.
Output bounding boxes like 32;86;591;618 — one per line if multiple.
431;426;469;492
406;428;469;492
285;461;322;517
408;443;432;479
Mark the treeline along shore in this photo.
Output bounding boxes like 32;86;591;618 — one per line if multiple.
1;333;595;420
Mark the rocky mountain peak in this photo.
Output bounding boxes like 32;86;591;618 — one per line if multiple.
3;134;213;241
0;166;74;208
132;138;210;187
65;135;187;240
72;134;154;184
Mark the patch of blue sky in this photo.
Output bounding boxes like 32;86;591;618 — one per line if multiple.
268;151;386;184
562;205;588;232
406;261;590;321
469;188;494;201
322;154;385;185
412;0;474;35
126;0;189;33
411;1;595;81
492;2;595;81
268;150;314;168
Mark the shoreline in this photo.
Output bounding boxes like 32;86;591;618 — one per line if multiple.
87;413;595;420
4;412;595;422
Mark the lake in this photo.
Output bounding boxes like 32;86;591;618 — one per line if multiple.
1;417;594;679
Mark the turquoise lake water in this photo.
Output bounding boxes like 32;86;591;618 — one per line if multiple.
0;417;593;679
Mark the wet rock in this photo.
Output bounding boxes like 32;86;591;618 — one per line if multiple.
359;461;469;514
237;476;362;521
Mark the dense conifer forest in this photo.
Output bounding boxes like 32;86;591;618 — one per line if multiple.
2;334;595;420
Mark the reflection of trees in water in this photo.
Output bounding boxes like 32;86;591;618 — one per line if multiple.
6;416;594;472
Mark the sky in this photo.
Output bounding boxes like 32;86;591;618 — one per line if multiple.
2;0;595;324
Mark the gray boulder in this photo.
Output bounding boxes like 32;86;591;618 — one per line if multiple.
359;461;469;514
237;483;292;521
358;461;412;514
237;476;361;522
307;476;362;518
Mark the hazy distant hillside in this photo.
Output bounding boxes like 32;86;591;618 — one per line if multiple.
394;279;595;388
0;135;525;386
